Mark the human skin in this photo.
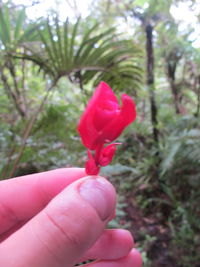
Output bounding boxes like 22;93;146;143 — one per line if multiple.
0;168;142;267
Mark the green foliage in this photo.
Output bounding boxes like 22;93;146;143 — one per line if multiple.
17;15;143;90
168;203;200;266
125;115;200;266
160;116;200;185
0;5;37;51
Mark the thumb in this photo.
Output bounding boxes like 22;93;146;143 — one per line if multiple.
0;176;116;267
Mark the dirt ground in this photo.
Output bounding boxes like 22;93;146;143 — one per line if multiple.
123;194;180;267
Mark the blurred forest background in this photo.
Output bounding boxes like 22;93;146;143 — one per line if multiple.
0;0;200;266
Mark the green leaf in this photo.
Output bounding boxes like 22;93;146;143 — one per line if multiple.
14;8;26;41
63;19;70;67
161;141;181;176
69;17;81;65
0;7;11;47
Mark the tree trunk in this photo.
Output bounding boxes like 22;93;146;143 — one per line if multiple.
196;75;200;117
167;62;180;114
145;23;159;145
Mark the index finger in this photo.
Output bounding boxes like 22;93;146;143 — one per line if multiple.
0;168;86;234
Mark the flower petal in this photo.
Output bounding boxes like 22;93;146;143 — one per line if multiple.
98;143;119;166
93;94;137;146
94;107;118;131
78;81;119;149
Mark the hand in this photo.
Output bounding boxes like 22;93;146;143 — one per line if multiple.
0;168;142;267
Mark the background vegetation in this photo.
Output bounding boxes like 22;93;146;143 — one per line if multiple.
0;0;200;266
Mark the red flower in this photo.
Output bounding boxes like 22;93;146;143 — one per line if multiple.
78;81;136;175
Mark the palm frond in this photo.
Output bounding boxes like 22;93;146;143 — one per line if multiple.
16;16;143;89
0;5;38;51
14;8;26;40
0;6;11;47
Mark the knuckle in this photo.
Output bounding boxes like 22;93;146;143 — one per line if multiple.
44;210;82;248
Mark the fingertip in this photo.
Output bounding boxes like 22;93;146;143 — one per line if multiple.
85;247;143;267
79;176;116;221
113;229;134;252
130;248;143;267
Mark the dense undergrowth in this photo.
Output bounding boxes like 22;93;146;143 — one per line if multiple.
104;115;200;267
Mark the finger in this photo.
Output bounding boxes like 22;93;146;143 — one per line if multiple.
79;229;134;262
0;176;116;267
0;168;86;233
81;249;143;267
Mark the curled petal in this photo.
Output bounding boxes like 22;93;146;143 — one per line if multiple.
99;143;120;167
93;94;136;146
